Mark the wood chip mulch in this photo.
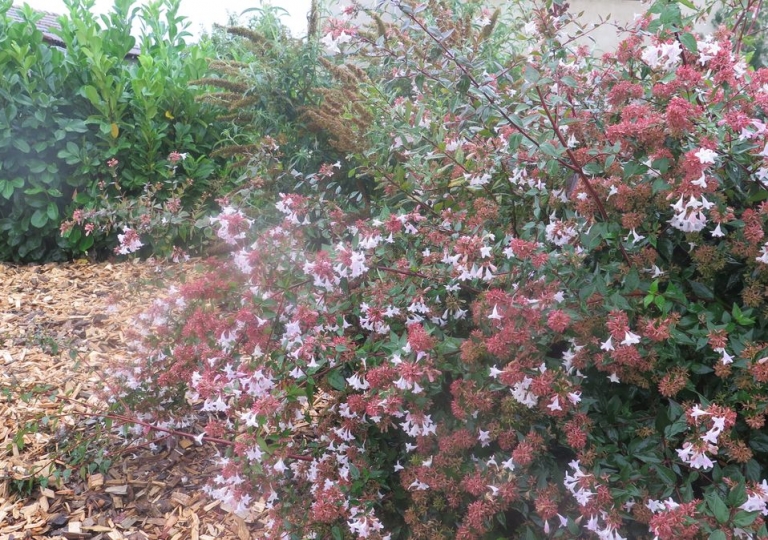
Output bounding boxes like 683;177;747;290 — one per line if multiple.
0;259;258;540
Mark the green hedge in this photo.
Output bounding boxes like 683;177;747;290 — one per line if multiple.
0;0;225;262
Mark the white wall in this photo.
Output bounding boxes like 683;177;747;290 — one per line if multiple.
327;0;718;54
568;0;717;53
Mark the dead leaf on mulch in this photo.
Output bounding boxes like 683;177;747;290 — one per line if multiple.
0;258;260;539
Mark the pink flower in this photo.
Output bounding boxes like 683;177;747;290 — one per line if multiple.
676;441;715;470
210;206;253;245
621;330;641;346
694;147;717;165
115;227;143;255
757;242;768;264
642;42;681;70
547;395;562;411
168;151;187;163
546;310;570;332
740;481;768;513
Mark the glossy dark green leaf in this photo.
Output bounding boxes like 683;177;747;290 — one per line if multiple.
749;432;768;453
30;209;48;229
705;491;730;524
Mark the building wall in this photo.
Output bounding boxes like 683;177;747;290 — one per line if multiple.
567;0;717;53
328;0;718;54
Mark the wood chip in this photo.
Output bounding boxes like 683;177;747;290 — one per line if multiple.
83;525;113;532
203;500;220;512
234;515;249;540
88;473;104;490
178;438;194;449
104;485;128;495
170;492;192;507
61;533;91;540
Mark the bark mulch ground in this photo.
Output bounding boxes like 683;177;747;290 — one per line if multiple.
0;259;256;540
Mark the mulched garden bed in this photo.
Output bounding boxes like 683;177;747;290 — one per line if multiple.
0;259;257;540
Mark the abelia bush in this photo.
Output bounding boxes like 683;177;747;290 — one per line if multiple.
60;151;210;260
105;0;768;538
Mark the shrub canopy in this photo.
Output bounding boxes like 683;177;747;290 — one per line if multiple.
102;0;768;539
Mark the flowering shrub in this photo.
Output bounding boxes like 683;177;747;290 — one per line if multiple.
104;0;768;538
60;151;213;259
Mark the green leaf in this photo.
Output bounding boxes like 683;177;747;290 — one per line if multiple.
708;532;727;540
12;139;30;153
349;462;360;480
678;32;698;53
658;237;674;261
732;303;756;326
746;459;762;482
669;328;695;345
732;510;759;527
608;292;631;311
664;417;688;438
46;202;59;221
30;209;48;229
659;2;682;26
64;227;80;242
705;491;730;524
28;161;47;173
82;85;101;107
623;267;640;292
524;64;540;83
654;465;676;484
326;370;346;391
689;281;714;301
749;432;768;453
539;141;560;157
689;363;713;375
0;181;14;199
727;481;747;507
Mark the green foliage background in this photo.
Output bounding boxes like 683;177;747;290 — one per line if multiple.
0;0;225;262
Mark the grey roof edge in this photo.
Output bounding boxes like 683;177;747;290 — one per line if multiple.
5;4;141;58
